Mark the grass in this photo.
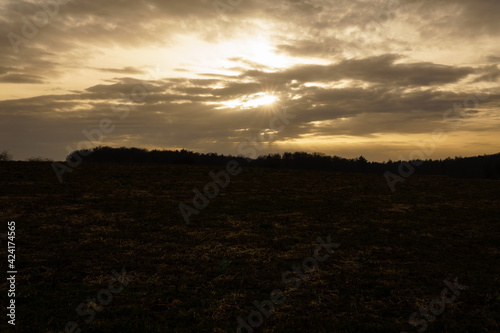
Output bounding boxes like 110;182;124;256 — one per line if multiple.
0;161;499;332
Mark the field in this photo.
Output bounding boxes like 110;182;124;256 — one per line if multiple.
0;161;499;332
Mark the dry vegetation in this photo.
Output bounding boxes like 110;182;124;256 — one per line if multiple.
0;161;499;332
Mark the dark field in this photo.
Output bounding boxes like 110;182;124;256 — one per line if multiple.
1;161;499;332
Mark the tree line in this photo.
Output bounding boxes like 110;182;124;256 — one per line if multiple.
64;146;500;179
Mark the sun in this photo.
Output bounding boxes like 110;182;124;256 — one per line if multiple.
243;92;278;108
248;37;292;69
219;92;278;110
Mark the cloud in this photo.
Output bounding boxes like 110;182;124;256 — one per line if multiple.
419;0;500;36
0;66;16;75
0;0;499;160
94;67;146;75
472;65;500;83
241;54;474;86
1;63;497;160
275;37;347;59
0;73;44;84
487;56;500;63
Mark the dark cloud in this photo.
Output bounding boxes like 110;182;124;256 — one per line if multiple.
407;0;500;38
0;66;16;75
241;54;474;86
487;56;500;63
472;65;500;83
95;67;146;75
276;38;345;59
0;73;44;84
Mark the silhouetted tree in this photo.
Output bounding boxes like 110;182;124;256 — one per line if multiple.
66;146;500;180
0;150;12;161
27;157;53;162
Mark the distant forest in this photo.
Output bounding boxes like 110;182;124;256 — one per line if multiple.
66;146;500;179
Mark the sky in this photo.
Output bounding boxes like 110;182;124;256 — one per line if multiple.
1;0;499;162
